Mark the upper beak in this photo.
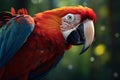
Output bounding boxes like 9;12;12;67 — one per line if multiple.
65;20;95;54
80;20;95;54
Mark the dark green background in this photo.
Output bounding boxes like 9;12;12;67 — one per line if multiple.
0;0;120;80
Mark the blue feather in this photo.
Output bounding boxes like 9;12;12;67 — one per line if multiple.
0;15;34;67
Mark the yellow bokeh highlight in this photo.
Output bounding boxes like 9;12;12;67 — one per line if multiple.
94;44;106;56
99;6;108;18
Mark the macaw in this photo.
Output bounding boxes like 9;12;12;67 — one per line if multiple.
0;6;96;80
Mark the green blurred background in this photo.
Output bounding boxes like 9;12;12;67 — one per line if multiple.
0;0;120;80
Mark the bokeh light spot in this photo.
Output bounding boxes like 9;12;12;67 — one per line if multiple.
100;26;106;31
99;6;108;18
115;33;120;38
113;72;119;78
31;0;42;4
94;44;106;56
68;64;73;70
90;56;95;62
83;2;87;6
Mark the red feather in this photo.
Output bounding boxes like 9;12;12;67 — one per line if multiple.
0;6;96;80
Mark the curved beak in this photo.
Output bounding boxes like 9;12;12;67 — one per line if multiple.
80;20;94;54
64;20;95;54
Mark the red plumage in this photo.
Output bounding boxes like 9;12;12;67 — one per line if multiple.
0;6;96;80
0;8;66;80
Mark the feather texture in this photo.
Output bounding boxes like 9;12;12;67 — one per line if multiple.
0;6;96;80
0;15;34;67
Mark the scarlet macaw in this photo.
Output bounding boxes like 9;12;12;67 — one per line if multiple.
0;6;96;80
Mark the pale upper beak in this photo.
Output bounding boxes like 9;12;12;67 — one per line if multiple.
62;19;95;54
80;20;94;54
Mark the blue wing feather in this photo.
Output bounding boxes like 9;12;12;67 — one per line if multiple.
0;15;34;67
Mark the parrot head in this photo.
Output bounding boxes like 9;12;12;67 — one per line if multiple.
35;6;96;54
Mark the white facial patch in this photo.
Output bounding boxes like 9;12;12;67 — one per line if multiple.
60;13;81;40
60;14;81;31
62;28;76;40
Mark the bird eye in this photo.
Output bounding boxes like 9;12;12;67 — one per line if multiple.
65;14;75;22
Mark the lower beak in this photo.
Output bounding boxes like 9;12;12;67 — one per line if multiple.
66;20;95;54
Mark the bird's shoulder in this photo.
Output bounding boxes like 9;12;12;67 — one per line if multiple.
0;7;29;27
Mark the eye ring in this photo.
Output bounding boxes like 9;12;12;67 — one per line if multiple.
64;14;75;22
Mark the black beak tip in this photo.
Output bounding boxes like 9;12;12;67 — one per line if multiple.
80;46;89;55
